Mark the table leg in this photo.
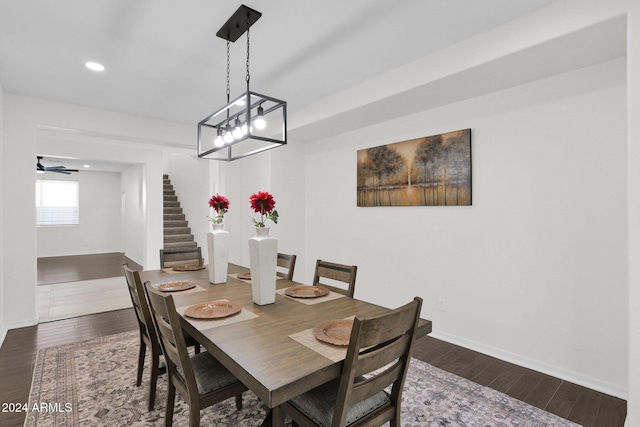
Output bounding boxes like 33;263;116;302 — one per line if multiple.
272;406;285;426
260;409;272;427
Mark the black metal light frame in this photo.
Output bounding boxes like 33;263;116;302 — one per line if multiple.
197;5;287;161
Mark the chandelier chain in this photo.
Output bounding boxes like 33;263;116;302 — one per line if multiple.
226;39;231;102
246;21;250;84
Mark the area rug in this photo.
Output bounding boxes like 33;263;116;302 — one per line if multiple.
25;331;581;427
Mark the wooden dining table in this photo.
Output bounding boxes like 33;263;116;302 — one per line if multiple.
141;264;432;426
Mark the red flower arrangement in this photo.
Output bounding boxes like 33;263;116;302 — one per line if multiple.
249;191;279;227
208;194;229;224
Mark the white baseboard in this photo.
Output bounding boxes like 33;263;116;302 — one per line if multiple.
430;330;627;400
5;315;39;331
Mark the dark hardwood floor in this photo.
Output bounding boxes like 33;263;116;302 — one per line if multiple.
37;252;142;285
1;254;625;426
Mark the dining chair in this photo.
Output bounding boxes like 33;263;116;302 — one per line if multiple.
277;252;297;281
159;247;203;268
276;297;423;427
312;259;358;298
144;282;247;427
122;263;200;411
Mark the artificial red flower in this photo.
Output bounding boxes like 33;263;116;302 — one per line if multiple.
208;194;229;224
208;194;230;213
249;191;279;227
249;191;276;214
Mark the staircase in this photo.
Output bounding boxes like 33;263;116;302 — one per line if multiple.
163;174;201;262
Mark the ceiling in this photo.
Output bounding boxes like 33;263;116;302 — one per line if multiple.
1;0;561;129
37;155;131;174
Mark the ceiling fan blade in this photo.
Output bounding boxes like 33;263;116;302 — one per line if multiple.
44;166;66;170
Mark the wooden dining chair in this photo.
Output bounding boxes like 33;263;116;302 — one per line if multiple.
313;259;358;298
159;247;203;268
144;282;247;427
122;263;200;411
276;297;423;427
277;252;297;281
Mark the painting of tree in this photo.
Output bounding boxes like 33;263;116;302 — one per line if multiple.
357;129;471;206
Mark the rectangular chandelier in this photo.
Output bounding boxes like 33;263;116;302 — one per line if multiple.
197;5;287;161
197;91;287;161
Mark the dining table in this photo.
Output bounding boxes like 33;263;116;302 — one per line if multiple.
141;263;432;426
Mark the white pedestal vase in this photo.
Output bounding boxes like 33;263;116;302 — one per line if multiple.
207;223;230;284
248;227;278;305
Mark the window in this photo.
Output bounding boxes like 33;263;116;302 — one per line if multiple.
36;179;79;226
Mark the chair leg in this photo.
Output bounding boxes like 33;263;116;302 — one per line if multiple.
136;340;146;387
165;382;176;427
188;403;200;427
235;393;243;410
194;343;201;354
390;411;401;427
148;352;160;411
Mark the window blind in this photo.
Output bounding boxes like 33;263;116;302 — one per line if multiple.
36;179;79;226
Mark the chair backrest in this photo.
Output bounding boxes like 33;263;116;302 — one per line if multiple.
276;253;297;281
144;283;200;399
159;247;203;268
123;263;158;349
333;297;423;427
312;259;357;297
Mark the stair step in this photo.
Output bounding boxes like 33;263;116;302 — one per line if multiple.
164;213;186;221
164;234;195;243
164;220;188;227
164;227;191;235
163;207;183;214
164;195;178;202
164;241;198;249
164;201;180;207
163;174;169;179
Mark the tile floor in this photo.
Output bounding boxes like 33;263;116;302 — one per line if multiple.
37;277;132;322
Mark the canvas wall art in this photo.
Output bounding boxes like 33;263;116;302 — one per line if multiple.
357;129;471;206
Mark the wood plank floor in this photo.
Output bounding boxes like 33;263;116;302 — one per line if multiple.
37;252;142;285
0;254;626;426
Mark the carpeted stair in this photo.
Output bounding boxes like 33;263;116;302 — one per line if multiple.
163;174;202;265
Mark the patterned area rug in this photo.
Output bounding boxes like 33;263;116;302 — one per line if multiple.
25;331;581;427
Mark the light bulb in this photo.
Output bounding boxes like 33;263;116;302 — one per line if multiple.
223;131;234;143
254;105;266;130
223;123;234;143
232;118;244;139
214;128;224;147
254;117;266;130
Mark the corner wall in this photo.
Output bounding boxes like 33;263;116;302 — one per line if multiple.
305;58;627;395
0;85;5;344
36;171;122;257
2;94;193;328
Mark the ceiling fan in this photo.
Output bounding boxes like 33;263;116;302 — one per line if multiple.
36;156;79;174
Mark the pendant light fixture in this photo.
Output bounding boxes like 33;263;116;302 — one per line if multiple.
198;5;287;161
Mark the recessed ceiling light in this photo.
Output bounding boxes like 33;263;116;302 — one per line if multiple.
83;164;91;168
85;62;105;72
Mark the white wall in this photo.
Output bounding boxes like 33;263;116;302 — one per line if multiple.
304;58;627;395
221;141;306;282
0;85;5;344
1;94;194;327
36;171;122;257
121;164;147;266
626;1;640;424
